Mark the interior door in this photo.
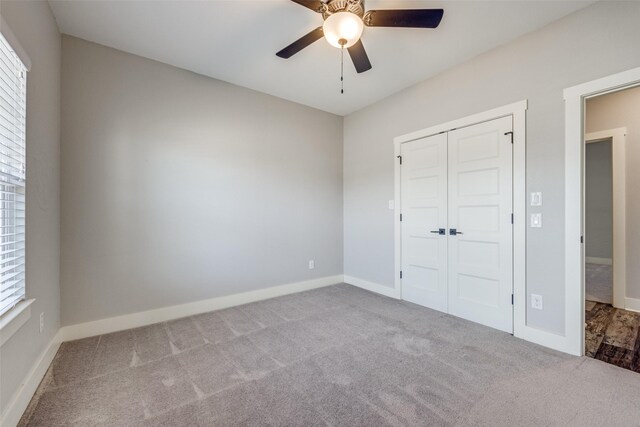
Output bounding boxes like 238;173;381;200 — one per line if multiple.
447;116;514;333
400;133;448;312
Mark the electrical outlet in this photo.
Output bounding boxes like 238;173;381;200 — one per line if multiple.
531;294;543;310
388;200;395;210
39;312;45;333
308;260;315;270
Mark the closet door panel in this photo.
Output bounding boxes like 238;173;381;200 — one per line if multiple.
400;133;448;312
447;116;514;333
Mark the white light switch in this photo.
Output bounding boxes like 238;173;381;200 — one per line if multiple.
308;260;315;270
530;213;542;228
388;200;395;210
531;294;544;310
530;192;542;206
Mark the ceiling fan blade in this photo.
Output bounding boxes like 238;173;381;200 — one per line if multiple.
347;39;372;74
364;9;444;28
276;27;324;59
290;0;324;13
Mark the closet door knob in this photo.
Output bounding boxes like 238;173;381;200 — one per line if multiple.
430;228;446;235
449;228;463;235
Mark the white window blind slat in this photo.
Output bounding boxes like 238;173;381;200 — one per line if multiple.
0;43;21;71
0;255;23;265
0;268;23;283
0;100;25;125
0;32;26;318
0;249;25;259
0;65;22;89
0;283;24;302
0;291;24;313
0;139;26;163
0;261;23;275
0;80;23;105
0;171;25;185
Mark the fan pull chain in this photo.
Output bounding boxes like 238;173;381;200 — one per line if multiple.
340;44;344;94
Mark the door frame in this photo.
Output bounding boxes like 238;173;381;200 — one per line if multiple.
393;100;527;336
584;128;626;309
565;66;640;356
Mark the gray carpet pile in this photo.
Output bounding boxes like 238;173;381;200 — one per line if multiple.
19;284;640;426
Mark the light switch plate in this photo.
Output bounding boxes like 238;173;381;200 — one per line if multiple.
308;260;315;270
388;200;395;210
530;192;542;206
530;213;542;228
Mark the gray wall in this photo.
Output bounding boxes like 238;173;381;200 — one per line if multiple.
343;2;640;335
585;140;613;260
60;36;343;326
586;85;640;299
0;1;61;415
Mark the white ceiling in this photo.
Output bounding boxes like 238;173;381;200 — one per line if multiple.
49;0;592;116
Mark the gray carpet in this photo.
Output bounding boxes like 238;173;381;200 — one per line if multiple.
20;284;640;426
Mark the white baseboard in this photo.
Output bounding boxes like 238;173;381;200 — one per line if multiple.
60;275;343;342
514;324;580;356
1;330;62;427
585;257;613;265
625;297;640;313
343;275;401;299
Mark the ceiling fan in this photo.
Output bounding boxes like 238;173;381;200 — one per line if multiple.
276;0;444;74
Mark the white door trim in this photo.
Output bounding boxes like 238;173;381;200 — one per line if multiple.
564;66;640;356
393;100;527;337
585;128;626;309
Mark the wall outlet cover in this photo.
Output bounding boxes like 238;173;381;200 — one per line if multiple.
531;294;543;310
388;200;395;210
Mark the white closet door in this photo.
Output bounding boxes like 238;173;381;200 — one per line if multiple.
401;133;448;312
447;116;513;333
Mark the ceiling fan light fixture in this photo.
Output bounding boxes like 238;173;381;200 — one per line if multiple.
322;12;364;49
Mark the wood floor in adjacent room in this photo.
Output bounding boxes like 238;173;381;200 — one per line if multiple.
585;301;640;371
20;285;640;426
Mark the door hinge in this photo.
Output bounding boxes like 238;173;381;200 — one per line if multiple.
397;155;402;165
400;213;403;222
511;213;514;224
581;235;584;244
504;131;514;144
400;270;403;279
511;294;514;305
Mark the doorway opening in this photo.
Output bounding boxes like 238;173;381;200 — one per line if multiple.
583;87;640;369
564;66;640;357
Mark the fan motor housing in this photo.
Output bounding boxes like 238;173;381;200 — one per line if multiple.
322;0;365;19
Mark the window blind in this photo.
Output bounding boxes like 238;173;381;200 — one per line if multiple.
0;32;26;317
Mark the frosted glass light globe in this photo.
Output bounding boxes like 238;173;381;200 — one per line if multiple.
322;12;364;48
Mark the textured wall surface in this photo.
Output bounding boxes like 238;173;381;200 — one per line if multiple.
585;141;613;260
343;2;640;335
60;36;343;325
0;0;61;415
